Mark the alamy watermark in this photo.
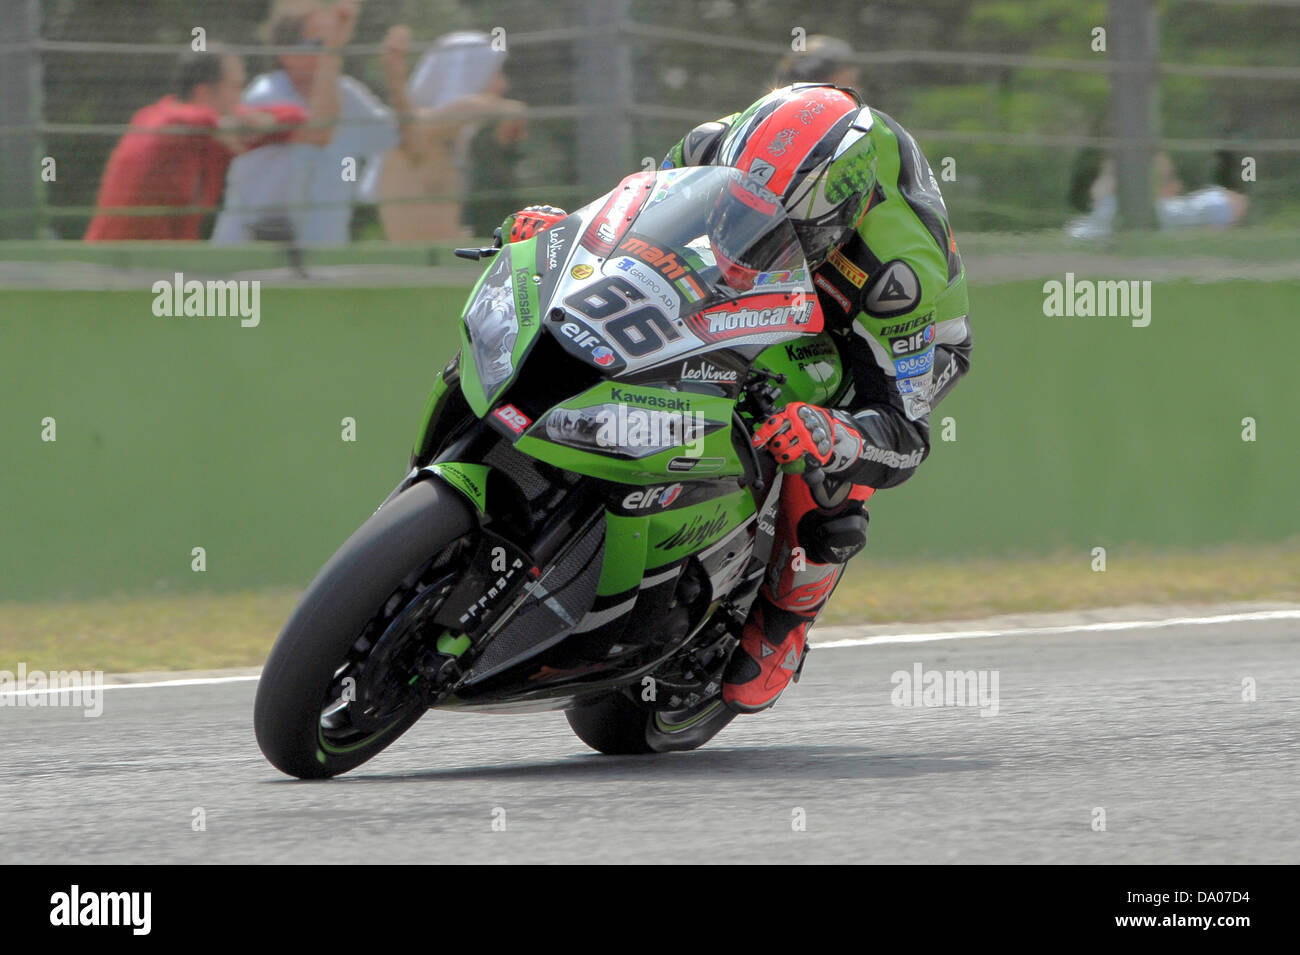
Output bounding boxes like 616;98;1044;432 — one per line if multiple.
1042;273;1151;327
891;663;1000;717
151;272;260;327
0;664;104;717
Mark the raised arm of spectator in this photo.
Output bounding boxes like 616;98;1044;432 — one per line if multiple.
380;25;427;159
292;0;358;146
413;92;528;138
215;103;309;154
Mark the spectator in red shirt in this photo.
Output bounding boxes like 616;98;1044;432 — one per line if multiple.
85;46;316;241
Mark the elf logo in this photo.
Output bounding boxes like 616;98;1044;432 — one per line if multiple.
559;322;620;367
621;483;684;510
889;324;935;355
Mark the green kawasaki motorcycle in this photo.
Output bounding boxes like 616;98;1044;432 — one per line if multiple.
254;166;848;778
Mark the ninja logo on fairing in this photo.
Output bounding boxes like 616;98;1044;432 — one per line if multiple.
655;507;730;550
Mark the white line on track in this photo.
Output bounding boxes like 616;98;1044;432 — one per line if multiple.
2;610;1297;700
812;609;1300;649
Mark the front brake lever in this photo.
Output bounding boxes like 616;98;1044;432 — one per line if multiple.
453;246;501;261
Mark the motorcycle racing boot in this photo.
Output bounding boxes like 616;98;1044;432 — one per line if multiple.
722;597;812;713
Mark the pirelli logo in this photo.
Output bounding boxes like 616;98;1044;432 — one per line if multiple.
829;247;867;287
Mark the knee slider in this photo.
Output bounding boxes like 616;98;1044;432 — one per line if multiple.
797;501;869;565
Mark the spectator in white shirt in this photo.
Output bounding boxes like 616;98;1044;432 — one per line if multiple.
213;0;424;245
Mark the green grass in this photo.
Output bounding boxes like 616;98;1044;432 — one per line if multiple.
3;541;1296;673
1;278;1297;605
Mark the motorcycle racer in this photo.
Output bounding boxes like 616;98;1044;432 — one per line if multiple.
502;84;973;714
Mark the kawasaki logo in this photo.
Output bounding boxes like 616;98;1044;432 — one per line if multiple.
513;267;535;326
609;387;691;410
861;445;924;469
784;340;835;362
707;301;814;334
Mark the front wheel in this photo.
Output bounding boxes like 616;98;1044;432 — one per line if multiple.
254;480;475;779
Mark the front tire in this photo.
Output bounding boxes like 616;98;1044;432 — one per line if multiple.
254;480;475;779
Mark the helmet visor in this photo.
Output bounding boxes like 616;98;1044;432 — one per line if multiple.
706;179;804;287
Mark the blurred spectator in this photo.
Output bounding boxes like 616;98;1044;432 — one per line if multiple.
774;36;861;91
361;31;527;241
212;0;424;245
1066;152;1250;238
84;46;307;241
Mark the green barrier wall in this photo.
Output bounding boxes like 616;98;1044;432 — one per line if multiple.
2;280;1295;601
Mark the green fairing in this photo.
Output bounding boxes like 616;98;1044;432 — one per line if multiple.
752;331;844;407
597;512;651;596
646;490;755;567
427;462;490;513
411;368;451;460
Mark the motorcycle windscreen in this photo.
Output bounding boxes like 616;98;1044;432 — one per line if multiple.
546;166;824;376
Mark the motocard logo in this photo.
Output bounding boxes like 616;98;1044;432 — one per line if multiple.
889;324;934;355
813;272;851;312
580;175;654;256
621;483;684;510
689;295;818;343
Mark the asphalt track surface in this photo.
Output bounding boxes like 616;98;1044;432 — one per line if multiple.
5;613;1298;864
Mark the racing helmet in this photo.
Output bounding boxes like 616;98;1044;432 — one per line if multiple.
708;84;878;278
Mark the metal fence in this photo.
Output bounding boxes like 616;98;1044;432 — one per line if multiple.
1;0;1297;242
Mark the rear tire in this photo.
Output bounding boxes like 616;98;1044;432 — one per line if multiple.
566;691;736;755
254;480;474;779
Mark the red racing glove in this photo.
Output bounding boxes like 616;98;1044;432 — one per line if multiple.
753;402;864;474
501;205;567;243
